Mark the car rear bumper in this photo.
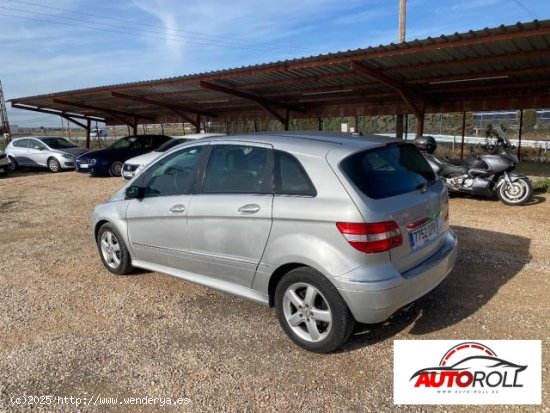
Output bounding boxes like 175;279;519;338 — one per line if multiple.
334;230;457;324
0;159;9;174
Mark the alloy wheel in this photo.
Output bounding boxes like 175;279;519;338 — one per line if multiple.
100;230;122;270
282;282;333;343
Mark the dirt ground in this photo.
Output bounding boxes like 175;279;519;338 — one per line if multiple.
0;170;548;412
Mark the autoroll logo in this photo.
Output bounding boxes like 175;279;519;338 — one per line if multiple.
394;340;541;405
411;341;526;390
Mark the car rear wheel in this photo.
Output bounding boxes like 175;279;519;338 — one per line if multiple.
48;157;61;173
97;223;133;275
275;267;355;353
109;161;123;177
7;157;17;171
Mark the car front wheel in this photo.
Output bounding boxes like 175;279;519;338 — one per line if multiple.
97;223;133;275
48;157;61;172
109;161;123;177
275;267;355;353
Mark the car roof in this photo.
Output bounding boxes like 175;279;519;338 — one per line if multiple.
204;132;400;157
12;136;63;140
170;133;225;140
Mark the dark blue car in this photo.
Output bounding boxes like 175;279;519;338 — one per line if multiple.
76;134;172;176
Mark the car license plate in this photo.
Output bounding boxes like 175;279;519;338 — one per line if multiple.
122;171;133;178
0;167;4;173
409;219;438;249
80;164;89;169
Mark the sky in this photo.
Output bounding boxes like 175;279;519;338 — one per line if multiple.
1;0;550;127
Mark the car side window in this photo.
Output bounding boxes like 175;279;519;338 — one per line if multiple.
30;140;46;150
13;139;30;148
141;136;154;150
274;151;316;196
202;145;270;194
140;146;203;198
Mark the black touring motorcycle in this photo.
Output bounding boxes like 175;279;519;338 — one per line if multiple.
414;135;533;206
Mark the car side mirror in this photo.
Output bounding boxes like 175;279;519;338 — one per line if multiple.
126;185;145;199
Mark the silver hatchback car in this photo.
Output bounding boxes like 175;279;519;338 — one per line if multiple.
92;132;457;352
5;136;88;172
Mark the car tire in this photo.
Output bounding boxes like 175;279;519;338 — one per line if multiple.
48;157;61;173
97;223;133;275
7;156;17;171
275;267;355;353
109;161;123;177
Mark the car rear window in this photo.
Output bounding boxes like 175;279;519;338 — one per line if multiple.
340;143;436;199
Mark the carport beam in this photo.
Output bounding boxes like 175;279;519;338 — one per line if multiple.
196;114;201;133
60;115;92;149
460;112;466;160
86;119;91;149
518;109;523;161
416;109;425;138
396;114;404;139
284;109;290;131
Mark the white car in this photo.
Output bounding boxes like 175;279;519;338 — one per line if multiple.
0;150;10;176
121;133;224;181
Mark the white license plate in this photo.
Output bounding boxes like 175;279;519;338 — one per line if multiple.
79;164;89;169
122;171;133;178
0;167;4;173
409;220;438;249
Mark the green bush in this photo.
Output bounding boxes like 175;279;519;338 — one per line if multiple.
533;178;550;193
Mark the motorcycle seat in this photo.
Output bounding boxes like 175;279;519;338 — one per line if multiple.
428;156;468;176
441;164;469;176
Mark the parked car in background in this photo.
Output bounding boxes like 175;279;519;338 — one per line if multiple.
0;150;10;176
5;136;88;172
76;134;172;176
92;132;457;352
121;133;224;181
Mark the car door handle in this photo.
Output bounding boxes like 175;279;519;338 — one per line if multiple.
237;204;260;214
169;204;186;213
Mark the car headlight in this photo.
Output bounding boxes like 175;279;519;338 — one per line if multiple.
62;154;74;159
124;163;139;172
135;164;146;175
85;159;97;165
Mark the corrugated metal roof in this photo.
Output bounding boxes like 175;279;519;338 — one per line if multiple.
11;19;550;125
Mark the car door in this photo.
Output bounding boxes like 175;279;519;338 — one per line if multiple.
27;139;49;167
186;142;274;288
10;139;31;165
125;144;206;268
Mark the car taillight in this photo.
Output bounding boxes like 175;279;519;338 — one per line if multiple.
336;221;403;254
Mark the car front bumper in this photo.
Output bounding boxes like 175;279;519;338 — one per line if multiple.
334;230;457;324
76;160;110;175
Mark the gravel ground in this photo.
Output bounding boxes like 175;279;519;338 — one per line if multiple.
0;170;548;412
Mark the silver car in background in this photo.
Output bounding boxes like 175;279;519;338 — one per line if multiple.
5;136;88;172
0;150;10;176
92;132;457;352
121;133;224;181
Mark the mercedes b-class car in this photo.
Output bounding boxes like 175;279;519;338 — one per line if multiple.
92;132;457;352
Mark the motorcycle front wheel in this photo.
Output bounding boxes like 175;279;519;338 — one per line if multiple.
497;178;533;206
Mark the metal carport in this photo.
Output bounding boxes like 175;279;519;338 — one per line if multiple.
10;19;550;149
